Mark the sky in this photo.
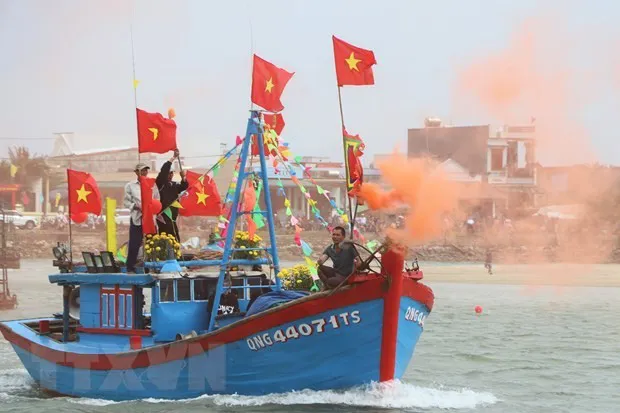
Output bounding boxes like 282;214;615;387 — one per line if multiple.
1;0;619;168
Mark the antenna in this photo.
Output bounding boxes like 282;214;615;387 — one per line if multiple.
248;8;255;110
129;0;140;163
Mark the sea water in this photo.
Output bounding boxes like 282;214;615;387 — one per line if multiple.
0;260;618;412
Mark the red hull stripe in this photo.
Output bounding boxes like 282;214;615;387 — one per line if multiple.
0;278;434;371
76;327;152;337
403;279;435;312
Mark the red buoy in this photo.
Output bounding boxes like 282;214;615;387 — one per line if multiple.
474;305;483;314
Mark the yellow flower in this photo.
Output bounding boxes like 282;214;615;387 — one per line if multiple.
240;245;246;249
161;232;167;236
155;246;161;252
296;279;302;284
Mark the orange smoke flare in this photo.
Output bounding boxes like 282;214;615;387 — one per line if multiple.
359;153;459;246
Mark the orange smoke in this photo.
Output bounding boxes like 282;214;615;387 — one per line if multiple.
454;17;597;166
359;154;458;245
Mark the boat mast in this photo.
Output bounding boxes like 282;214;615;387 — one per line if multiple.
336;87;357;239
206;110;281;332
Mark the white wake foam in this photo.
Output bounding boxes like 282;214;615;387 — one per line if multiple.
68;398;126;406
57;380;499;409
213;380;498;409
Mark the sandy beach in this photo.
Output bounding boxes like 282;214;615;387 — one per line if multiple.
1;260;619;323
418;262;620;287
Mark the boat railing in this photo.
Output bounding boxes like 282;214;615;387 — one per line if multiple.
144;257;270;270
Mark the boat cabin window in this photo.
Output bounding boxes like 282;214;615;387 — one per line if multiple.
159;279;174;302
194;279;210;301
232;277;244;299
177;279;191;301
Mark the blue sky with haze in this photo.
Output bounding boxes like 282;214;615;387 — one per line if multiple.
0;0;618;167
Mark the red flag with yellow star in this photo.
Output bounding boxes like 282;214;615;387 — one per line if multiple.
136;108;177;154
343;128;365;196
252;112;287;156
332;36;376;86
263;113;285;136
139;176;158;235
251;55;294;113
67;169;102;216
179;171;222;217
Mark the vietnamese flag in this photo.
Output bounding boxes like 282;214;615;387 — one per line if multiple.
67;169;102;216
179;171;222;217
332;36;377;86
139;176;158;235
343;128;365;196
263;113;285;136
252;113;285;156
251;55;294;113
136;108;177;154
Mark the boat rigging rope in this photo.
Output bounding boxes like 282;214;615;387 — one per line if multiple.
155;141;242;220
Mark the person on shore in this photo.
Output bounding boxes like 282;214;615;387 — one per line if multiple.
316;226;361;290
484;248;493;275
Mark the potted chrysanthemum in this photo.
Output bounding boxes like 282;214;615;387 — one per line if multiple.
233;230;263;260
277;264;315;292
144;232;181;264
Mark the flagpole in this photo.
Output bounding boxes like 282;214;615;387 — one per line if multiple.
336;86;355;239
249;17;255;111
129;5;141;164
129;3;147;271
66;167;73;264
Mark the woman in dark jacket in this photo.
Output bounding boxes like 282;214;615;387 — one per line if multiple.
155;149;188;242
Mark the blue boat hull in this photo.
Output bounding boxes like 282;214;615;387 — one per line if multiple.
1;276;433;400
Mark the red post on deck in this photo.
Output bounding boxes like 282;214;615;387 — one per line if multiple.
379;245;405;382
129;336;142;350
39;320;50;334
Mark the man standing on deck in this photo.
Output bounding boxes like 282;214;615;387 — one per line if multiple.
317;226;361;289
123;163;154;273
155;149;188;242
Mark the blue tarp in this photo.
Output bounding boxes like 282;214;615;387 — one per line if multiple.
201;243;224;252
245;290;309;317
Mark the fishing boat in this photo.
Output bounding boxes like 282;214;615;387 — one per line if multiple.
0;110;434;400
0;32;436;398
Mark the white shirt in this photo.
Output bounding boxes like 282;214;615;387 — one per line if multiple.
123;180;159;226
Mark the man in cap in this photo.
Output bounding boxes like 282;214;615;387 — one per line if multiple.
123;162;153;273
155;149;188;242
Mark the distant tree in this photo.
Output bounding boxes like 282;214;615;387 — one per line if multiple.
0;160;10;183
8;146;49;187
